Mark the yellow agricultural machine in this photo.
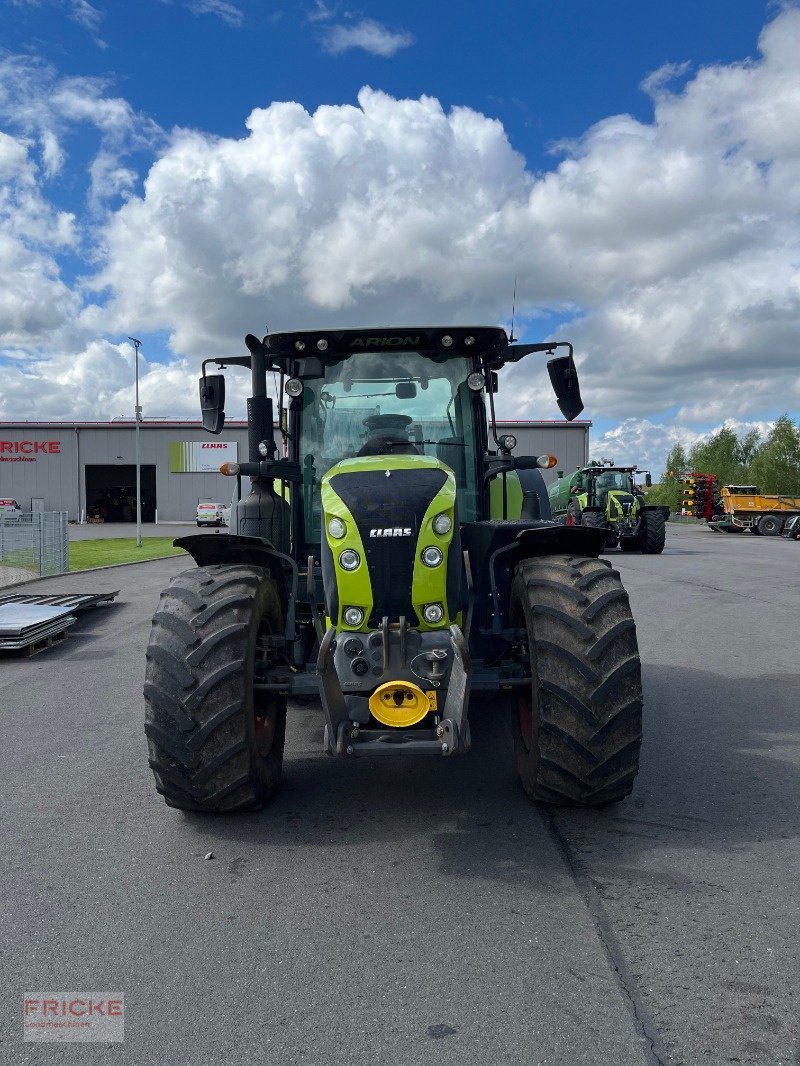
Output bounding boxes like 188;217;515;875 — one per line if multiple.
708;486;800;535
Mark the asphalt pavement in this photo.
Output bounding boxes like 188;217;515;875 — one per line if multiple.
1;524;798;1065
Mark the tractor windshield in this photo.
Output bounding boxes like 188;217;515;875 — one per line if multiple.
297;351;481;542
592;471;635;503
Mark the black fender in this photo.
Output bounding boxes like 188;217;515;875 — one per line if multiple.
174;534;296;635
641;504;671;520
517;467;552;520
461;521;607;641
514;523;606;560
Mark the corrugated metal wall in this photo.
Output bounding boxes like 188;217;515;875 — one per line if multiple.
0;419;588;521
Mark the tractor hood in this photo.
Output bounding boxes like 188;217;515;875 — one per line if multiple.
320;455;460;632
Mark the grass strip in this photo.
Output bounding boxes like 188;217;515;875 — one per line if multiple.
69;538;186;572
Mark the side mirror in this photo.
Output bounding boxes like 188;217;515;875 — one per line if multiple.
645;473;652;488
395;381;417;399
547;355;584;421
199;374;225;434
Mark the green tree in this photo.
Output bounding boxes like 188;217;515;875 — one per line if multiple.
749;416;800;495
648;443;689;510
689;426;752;487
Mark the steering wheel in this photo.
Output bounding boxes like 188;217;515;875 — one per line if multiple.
362;414;414;434
358;413;418;456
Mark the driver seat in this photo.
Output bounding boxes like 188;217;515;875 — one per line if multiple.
357;436;420;457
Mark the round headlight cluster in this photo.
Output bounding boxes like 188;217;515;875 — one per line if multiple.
500;433;517;452
317;338;329;351
441;334;454;348
423;603;444;624
421;546;443;567
432;512;452;536
327;517;346;539
343;606;364;627
294;339;306;351
339;549;360;571
285;377;303;398
467;371;485;392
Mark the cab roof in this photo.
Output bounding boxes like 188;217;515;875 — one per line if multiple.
261;326;562;367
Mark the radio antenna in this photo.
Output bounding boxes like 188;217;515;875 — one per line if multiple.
509;277;517;343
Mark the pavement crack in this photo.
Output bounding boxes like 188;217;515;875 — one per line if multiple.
542;807;669;1066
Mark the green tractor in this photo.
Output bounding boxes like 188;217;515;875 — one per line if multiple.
548;460;668;553
144;328;643;812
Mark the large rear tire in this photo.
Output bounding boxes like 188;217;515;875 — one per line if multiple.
510;555;642;806
640;511;666;554
144;565;287;812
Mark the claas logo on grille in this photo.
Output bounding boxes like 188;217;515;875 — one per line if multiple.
369;528;413;537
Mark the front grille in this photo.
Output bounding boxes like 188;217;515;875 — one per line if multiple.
329;467;447;626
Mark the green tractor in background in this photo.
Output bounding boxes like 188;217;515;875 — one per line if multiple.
549;460;668;553
144;328;643;813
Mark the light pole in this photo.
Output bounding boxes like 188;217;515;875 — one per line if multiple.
128;336;143;547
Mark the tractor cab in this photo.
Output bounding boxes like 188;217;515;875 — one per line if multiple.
287;342;485;544
585;465;638;509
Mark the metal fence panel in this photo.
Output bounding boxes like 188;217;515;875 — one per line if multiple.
0;513;69;587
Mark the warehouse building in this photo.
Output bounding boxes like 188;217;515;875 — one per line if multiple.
0;419;590;523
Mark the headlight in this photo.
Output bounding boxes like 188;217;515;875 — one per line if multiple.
258;440;270;457
316;338;329;351
432;512;452;535
285;377;303;398
340;549;360;571
423;603;444;624
327;517;346;539
441;334;454;348
421;546;443;567
467;371;485;391
500;433;517;452
343;606;364;626
294;339;306;351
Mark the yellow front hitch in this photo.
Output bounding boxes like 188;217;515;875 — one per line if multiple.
369;681;437;728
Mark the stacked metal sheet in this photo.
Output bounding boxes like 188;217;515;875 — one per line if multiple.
0;602;76;652
0;591;119;612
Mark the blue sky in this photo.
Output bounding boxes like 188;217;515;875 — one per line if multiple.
1;0;797;472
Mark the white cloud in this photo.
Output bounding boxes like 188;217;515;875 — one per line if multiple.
2;5;800;466
0;55;163;206
186;0;244;27
589;418;775;476
305;0;333;23
322;18;413;57
69;0;107;46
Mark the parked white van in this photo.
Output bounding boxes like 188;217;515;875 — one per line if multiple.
0;498;23;521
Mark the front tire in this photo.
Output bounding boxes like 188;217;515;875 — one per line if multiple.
144;565;287;812
510;555;642;806
640;511;666;553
